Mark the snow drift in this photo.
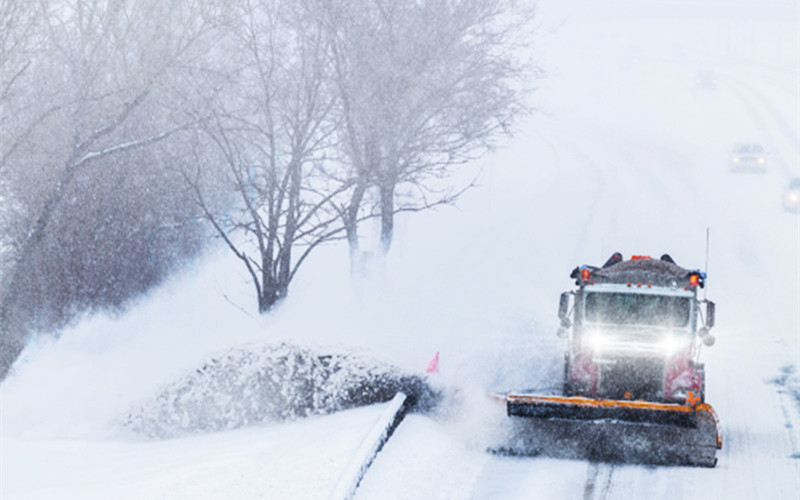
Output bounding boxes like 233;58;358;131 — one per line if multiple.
125;342;440;438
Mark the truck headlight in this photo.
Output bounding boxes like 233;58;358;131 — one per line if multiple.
584;331;609;351
658;335;688;355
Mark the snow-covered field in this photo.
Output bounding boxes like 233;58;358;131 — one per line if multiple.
2;0;799;499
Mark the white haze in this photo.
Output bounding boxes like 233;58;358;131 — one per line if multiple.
2;0;799;498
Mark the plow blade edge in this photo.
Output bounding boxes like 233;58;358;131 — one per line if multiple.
502;394;721;467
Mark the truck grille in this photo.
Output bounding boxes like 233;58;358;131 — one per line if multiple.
597;358;665;401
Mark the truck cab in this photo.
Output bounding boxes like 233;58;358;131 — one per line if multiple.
558;256;715;405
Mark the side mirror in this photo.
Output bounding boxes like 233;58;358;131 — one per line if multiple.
706;301;715;328
698;326;715;347
558;292;571;328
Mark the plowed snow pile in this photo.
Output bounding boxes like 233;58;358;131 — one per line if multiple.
125;342;439;438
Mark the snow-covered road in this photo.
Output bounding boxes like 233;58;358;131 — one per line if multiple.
2;1;797;499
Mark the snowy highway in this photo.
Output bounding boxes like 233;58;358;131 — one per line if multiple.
1;1;798;499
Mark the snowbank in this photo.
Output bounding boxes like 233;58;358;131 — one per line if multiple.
125;342;438;438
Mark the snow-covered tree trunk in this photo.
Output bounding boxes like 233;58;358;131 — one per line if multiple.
344;182;368;275
379;182;395;255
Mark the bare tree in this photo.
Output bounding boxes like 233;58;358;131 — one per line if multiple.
321;0;535;259
0;0;224;380
184;0;348;313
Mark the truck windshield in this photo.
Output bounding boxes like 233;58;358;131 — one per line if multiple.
584;293;691;327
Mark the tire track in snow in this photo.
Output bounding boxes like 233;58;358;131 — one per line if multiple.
583;462;616;500
776;389;800;459
583;463;600;499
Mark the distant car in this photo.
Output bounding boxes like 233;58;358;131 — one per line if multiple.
695;70;717;90
784;178;800;213
729;143;767;172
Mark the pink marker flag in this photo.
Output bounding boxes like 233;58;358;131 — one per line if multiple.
426;351;439;374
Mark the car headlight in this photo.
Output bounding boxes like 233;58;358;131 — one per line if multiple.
789;192;799;202
732;157;740;162
758;158;765;163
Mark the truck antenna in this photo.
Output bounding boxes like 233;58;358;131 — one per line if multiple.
704;227;710;300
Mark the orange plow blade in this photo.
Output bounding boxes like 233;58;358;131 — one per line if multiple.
500;393;721;467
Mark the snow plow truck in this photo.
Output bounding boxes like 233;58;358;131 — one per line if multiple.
504;253;722;467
